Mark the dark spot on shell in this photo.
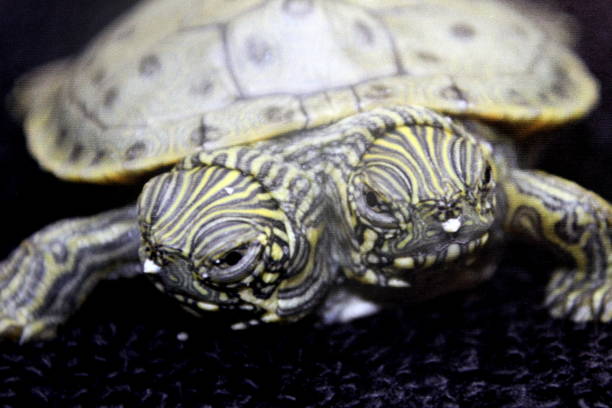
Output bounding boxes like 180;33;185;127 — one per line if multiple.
415;50;440;63
538;91;553;104
190;124;208;146
125;142;147;161
282;0;314;16
451;22;476;39
354;20;375;45
92;69;105;85
440;84;468;103
506;89;530;106
365;84;393;100
139;54;161;77
190;79;214;96
264;106;294;122
91;150;107;166
56;128;69;146
246;36;273;65
69;143;83;162
551;64;570;98
103;87;118;108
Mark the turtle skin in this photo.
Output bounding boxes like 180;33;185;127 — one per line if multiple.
0;0;609;341
147;106;611;325
3;106;610;342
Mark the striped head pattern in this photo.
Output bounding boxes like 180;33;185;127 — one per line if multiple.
343;116;497;287
136;155;328;326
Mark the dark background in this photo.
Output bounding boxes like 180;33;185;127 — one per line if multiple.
0;1;611;407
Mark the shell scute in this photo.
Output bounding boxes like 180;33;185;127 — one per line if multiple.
16;0;598;182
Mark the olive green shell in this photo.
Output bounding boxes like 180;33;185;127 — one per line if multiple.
14;0;598;182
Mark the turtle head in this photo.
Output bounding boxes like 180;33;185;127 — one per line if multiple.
344;121;498;287
137;159;327;326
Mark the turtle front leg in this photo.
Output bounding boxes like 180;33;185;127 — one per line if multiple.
503;170;612;322
0;205;141;342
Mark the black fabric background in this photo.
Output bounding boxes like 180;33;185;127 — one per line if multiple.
0;1;611;407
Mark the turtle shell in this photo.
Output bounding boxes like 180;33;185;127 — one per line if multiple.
14;0;598;183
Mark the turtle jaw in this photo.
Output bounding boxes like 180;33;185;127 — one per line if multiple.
391;232;490;272
352;230;492;288
140;257;268;317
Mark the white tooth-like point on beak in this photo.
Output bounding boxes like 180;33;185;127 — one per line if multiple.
442;218;461;233
144;259;162;274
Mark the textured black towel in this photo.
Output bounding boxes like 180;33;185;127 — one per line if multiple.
0;1;611;407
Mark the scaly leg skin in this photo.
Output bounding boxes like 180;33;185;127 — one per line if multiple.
0;205;141;342
504;170;612;322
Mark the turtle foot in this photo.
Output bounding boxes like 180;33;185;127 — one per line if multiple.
0;314;61;343
545;268;612;323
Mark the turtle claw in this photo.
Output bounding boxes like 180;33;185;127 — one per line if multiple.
545;268;612;323
0;314;61;343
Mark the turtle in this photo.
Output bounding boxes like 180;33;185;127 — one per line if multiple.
1;0;610;341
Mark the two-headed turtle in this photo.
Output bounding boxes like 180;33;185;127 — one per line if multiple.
1;0;610;341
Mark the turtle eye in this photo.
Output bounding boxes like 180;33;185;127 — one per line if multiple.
205;243;263;284
214;249;244;268
366;190;382;209
483;164;492;185
363;187;388;213
479;163;494;191
357;186;398;228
